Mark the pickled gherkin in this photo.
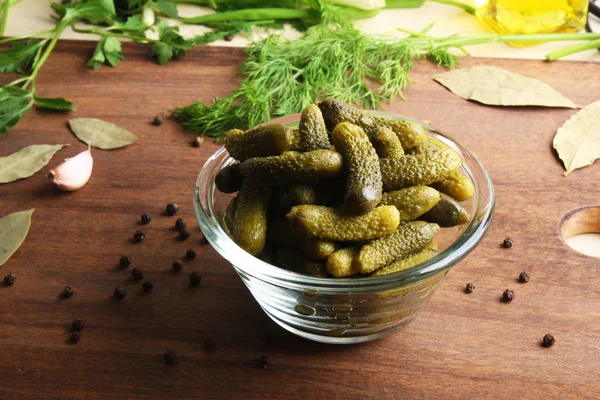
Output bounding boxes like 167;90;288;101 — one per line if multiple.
239;150;343;185
286;205;400;242
298;104;330;151
224;196;238;233
421;193;470;227
371;248;438;277
215;163;243;193
332;122;382;214
274;184;318;213
380;186;440;222
231;181;271;255
274;246;329;277
318;99;425;149
268;219;337;260
372;127;404;159
380;149;461;191
225;124;295;161
327;246;361;278
431;171;474;202
355;221;439;274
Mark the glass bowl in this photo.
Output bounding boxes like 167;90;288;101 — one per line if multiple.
194;112;494;344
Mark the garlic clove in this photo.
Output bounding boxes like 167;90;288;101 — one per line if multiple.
48;146;93;191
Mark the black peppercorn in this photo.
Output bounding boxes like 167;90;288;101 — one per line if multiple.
258;355;270;368
141;213;152;224
120;256;131;268
152;114;165;126
166;203;179;216
192;136;204;147
164;350;177;364
133;230;145;243
502;289;515;302
4;272;16;286
114;287;126;300
541;334;556;348
518;271;530;283
465;282;475;293
175;218;187;230
189;271;202;286
61;286;74;298
186;249;197;260
502;237;513;248
142;281;153;293
69;331;81;344
204;340;216;352
199;233;208;245
72;319;84;332
131;267;144;280
224;33;234;41
172;259;183;272
179;227;190;240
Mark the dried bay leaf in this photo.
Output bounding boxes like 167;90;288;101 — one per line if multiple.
69;118;138;149
553;100;600;176
0;144;66;184
0;209;34;266
433;65;578;108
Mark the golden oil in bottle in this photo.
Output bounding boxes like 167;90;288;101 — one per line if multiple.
475;0;589;38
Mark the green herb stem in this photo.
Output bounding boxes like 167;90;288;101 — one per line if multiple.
545;39;600;61
0;0;10;36
70;24;147;41
0;29;55;43
429;0;476;15
182;8;318;24
384;0;425;7
172;0;297;7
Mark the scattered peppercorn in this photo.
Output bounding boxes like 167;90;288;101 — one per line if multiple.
189;272;202;286
186;249;197;260
141;213;152;224
518;271;530;283
114;287;126;300
502;237;513;248
72;319;84;332
164;350;177;364
4;272;16;286
199;233;208;245
166;203;179;216
179;227;190;240
204;340;216;352
133;230;145;243
61;286;74;299
152;114;165;126
465;282;475;293
224;33;234;41
132;267;144;280
172;259;183;272
175;218;187;230
120;256;131;268
142;281;153;293
192;136;204;147
69;331;81;344
502;289;515;302
541;334;556;348
258;355;270;368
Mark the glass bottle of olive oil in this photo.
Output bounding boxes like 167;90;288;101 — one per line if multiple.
475;0;589;37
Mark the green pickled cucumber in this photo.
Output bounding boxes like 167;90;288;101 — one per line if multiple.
355;221;439;273
318;99;425;149
421;193;470;227
225;124;295;161
372;127;404;159
268;219;337;260
224;196;238;233
380;149;461;191
299;104;330;151
431;171;474;202
231;181;271;255
215;164;243;193
239;150;343;185
274;246;328;277
380;186;440;222
371;248;438;277
286;205;400;241
405;140;438;155
327;246;361;278
332;122;382;214
275;184;318;213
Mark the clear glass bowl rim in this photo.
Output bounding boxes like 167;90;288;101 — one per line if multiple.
194;112;495;294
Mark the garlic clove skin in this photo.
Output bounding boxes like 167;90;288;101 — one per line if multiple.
48;146;93;191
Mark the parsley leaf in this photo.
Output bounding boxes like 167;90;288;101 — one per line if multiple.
153;1;179;19
87;36;124;69
110;14;148;33
150;23;195;65
0;40;46;74
52;0;116;24
34;96;76;111
0;86;33;137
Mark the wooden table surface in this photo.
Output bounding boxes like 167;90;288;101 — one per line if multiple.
1;40;599;400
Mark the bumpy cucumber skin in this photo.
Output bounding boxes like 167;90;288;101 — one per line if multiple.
380;186;440;222
275;184;318;213
327;246;361;278
224;196;238;233
215;164;243;194
268;219;336;260
380;149;461;191
239;150;343;185
231;181;271;256
420;193;470;227
274;246;328;277
372;127;404;159
371;248;438;277
332;122;382;214
286;205;400;242
318;99;425;149
431;171;474;202
225;124;293;161
355;221;439;273
299;104;331;151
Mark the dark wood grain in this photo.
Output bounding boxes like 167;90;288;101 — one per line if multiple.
1;39;600;400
